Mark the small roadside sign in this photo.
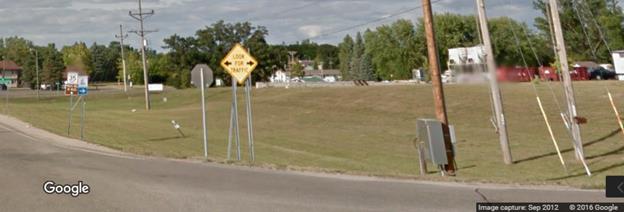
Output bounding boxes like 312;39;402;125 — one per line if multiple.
65;85;78;96
67;72;79;85
0;78;9;85
220;43;258;84
191;64;214;89
78;76;88;96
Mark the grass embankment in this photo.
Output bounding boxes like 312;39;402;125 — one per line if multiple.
5;81;624;188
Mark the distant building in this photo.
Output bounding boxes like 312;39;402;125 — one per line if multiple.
447;45;487;83
304;69;340;82
299;60;316;71
63;65;87;80
0;60;22;88
613;51;624;80
573;61;600;69
270;70;291;83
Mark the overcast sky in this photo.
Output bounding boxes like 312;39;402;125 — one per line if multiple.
0;0;615;51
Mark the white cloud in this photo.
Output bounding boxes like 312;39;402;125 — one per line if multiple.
298;25;323;38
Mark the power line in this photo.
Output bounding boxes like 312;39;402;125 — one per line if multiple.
304;0;443;41
578;0;613;56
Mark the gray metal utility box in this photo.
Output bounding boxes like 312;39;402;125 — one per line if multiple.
416;119;448;166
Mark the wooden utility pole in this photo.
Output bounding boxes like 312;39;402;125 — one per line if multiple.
129;0;156;110
421;0;456;175
115;25;129;93
549;0;585;159
475;0;513;165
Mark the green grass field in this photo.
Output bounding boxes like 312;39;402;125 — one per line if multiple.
5;81;624;188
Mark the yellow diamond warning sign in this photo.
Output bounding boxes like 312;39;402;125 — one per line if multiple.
220;43;258;84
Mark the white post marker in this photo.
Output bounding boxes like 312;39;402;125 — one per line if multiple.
191;64;214;158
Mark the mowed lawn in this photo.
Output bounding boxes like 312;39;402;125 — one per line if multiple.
5;81;624;188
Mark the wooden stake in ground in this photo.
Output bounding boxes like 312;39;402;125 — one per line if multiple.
536;96;566;169
421;0;455;175
607;88;624;138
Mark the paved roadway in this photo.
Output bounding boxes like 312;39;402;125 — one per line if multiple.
0;115;617;212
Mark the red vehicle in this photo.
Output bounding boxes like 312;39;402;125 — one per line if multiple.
538;66;589;81
497;67;536;82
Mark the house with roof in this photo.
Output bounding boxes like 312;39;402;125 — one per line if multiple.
63;65;87;81
0;60;22;88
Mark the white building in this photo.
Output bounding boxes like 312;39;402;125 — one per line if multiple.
270;70;291;83
447;45;488;84
612;51;624;80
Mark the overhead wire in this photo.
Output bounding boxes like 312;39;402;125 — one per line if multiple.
578;0;613;56
302;0;443;42
571;0;598;60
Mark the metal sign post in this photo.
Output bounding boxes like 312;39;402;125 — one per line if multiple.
228;83;242;161
221;43;257;162
1;78;8;114
66;72;79;136
78;76;88;140
200;69;207;158
68;91;73;136
80;97;85;140
191;64;214;159
245;77;255;161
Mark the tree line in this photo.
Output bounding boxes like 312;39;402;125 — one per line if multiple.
338;0;624;81
3;0;622;88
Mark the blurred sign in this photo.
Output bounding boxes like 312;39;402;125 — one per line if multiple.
65;85;78;96
0;78;9;85
148;84;164;92
220;43;257;84
78;76;88;96
191;64;214;89
67;72;79;85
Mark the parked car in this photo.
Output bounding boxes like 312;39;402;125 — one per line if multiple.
0;84;6;91
589;67;616;80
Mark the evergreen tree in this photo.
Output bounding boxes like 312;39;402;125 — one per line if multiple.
360;52;375;80
41;44;65;86
338;35;354;80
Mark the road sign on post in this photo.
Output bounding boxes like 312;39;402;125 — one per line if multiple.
221;43;257;162
191;64;214;159
191;64;214;89
67;72;79;85
220;43;258;85
78;76;88;96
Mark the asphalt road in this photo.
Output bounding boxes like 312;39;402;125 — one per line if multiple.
0;115;618;212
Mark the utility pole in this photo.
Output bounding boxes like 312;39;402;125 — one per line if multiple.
34;49;39;101
421;0;455;175
115;24;129;93
129;0;156;110
476;0;513;165
549;0;584;159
